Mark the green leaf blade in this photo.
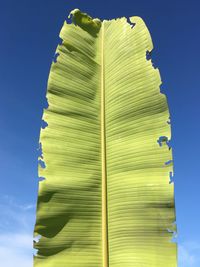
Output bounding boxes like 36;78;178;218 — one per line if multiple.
34;13;103;267
104;16;176;267
34;9;177;267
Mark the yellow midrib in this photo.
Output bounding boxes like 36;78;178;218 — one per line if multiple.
101;21;109;267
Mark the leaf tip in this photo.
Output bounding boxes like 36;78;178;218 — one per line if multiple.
68;8;101;36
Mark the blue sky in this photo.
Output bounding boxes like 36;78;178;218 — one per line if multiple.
0;0;200;266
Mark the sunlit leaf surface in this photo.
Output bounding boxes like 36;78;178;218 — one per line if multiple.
34;9;177;267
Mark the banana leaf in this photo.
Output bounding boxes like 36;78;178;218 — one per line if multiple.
34;9;177;267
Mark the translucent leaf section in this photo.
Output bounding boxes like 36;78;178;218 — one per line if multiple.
104;17;177;267
34;13;102;267
34;9;177;267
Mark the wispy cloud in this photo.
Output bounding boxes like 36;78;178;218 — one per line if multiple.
179;241;200;267
0;195;35;232
0;195;35;267
0;233;33;267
